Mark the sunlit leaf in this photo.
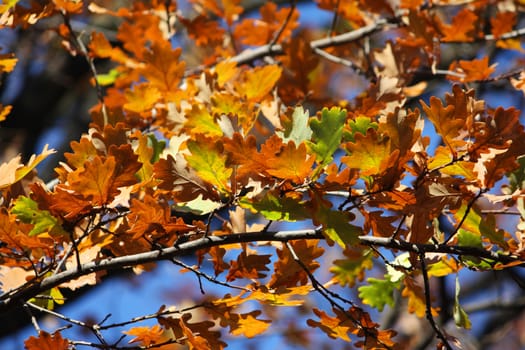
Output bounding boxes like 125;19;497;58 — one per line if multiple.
453;275;471;329
186;139;232;195
307;107;347;168
12;196;65;237
358;277;398;312
24;331;69;350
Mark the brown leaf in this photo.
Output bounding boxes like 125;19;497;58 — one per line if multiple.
226;251;271;281
270;239;323;288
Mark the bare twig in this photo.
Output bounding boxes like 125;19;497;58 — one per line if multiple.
419;251;453;350
268;0;296;47
231;18;393;65
169;257;250;292
61;12;108;125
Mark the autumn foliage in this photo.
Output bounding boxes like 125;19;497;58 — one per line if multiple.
1;0;525;349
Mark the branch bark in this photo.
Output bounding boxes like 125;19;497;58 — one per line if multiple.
1;229;523;314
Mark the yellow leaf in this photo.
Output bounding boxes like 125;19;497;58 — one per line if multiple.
230;310;271;338
238;65;282;102
343;129;392;176
124;83;161;113
186;140;232;194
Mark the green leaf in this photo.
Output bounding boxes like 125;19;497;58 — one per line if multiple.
358;277;398;312
330;249;373;287
386;252;411;282
508;156;525;192
457;229;494;269
453;275;471;329
186;140;232;194
277;106;312;145
455;205;508;249
344;115;378;142
240;191;309;221
307;107;347;168
147;133;166;163
316;208;361;247
175;195;222;215
12;196;65;237
95;69;120;86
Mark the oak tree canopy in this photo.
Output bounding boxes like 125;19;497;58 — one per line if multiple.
1;0;525;349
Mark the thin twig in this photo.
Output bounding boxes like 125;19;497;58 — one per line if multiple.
22;303;40;332
445;189;484;244
170;258;250;292
419;252;453;350
61;12;108;125
268;0;296;47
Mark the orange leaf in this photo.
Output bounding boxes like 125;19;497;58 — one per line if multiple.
402;276;439;318
89;32;131;65
229;310;271;338
448;56;496;82
67;147;140;206
124;83;161;113
421;96;464;155
140;41;186;99
52;0;83;14
491;12;515;39
128;195;194;243
343;129;393;177
179;15;226;47
265;141;315;184
0;104;11;122
124;325;164;346
215;60;239;87
234;2;298;45
439;8;478;42
64;137;99;170
24;331;69;350
307;308;356;341
0;145;55;190
237;65;282;102
0;53;17;73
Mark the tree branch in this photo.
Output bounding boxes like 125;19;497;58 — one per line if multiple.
0;229;323;313
358;236;523;266
2;228;523;314
231;18;392;65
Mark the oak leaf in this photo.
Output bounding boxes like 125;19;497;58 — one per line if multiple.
226;251;270;281
229;310;271;338
331;248;374;287
124;83;161;113
421;95;464;155
402;276;439;317
234;2;298;45
0;145;55;190
270;239;323;288
343;128;392;176
307;107;347;169
179;15;225;47
140;41;186;100
490;11;515;39
0;53;17;73
236;65;282;102
307;308;355;342
439;8;477;42
265;141;315;184
448;56;496;82
124;325;164;346
24;331;69;350
186;139;232;195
